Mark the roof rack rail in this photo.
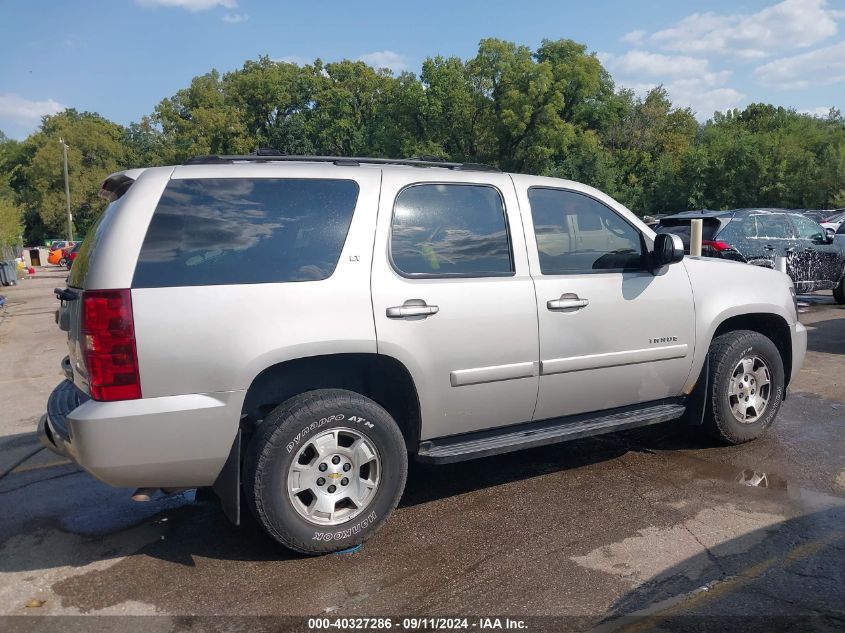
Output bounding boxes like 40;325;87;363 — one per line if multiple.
182;154;501;172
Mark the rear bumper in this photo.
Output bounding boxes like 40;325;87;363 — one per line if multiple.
41;379;245;488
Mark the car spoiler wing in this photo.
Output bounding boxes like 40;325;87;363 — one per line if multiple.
98;169;146;202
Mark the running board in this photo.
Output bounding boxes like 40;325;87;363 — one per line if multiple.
416;401;686;464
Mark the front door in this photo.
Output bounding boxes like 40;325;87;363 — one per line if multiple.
512;177;696;421
789;213;845;290
371;170;539;440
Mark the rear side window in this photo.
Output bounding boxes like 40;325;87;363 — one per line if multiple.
390;183;513;277
657;218;721;247
133;178;359;288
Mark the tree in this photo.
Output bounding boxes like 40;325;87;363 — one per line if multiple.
7;110;131;238
0;197;22;247
153;70;253;162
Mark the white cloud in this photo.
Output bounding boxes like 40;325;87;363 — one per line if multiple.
135;0;236;12
273;55;310;66
357;50;408;73
221;12;248;23
621;30;647;45
601;50;742;119
616;69;744;121
650;0;841;59
0;93;64;126
800;106;835;117
600;50;712;78
755;40;845;88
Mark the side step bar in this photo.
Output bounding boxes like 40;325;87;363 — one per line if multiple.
416;401;686;464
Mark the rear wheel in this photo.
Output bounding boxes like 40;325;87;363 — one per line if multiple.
703;330;785;444
58;258;67;267
244;389;408;554
834;275;845;305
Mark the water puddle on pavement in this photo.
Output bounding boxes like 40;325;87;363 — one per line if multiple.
660;450;845;510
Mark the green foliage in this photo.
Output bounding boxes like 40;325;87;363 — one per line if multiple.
2;39;845;244
6;110;132;239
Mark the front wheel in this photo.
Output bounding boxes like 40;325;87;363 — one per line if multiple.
244;389;408;554
703;330;785;444
834;275;844;305
58;258;67;267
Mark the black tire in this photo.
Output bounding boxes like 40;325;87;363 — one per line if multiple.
703;330;785;444
58;258;67;267
244;389;408;555
834;275;845;305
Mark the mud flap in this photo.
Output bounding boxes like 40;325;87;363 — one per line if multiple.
212;428;241;525
682;355;709;425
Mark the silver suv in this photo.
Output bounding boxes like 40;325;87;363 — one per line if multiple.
41;155;807;554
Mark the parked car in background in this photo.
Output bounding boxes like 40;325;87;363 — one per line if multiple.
800;210;828;224
657;209;845;301
821;210;845;235
64;243;81;269
834;221;845;303
42;155;806;554
47;246;69;266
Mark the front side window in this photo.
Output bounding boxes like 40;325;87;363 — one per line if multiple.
754;214;794;239
528;188;644;274
133;178;359;288
790;214;826;240
390;184;513;277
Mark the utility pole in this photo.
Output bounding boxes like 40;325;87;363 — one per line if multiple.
59;138;73;242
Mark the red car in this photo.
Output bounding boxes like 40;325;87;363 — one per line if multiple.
64;243;81;269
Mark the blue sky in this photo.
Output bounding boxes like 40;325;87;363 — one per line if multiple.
1;0;844;139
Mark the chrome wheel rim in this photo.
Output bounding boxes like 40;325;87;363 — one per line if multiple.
287;427;380;526
728;355;771;424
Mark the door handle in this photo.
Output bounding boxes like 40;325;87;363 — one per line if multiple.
547;295;589;311
386;300;439;319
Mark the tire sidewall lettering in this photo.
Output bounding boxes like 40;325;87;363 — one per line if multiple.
312;510;378;541
286;414;377;453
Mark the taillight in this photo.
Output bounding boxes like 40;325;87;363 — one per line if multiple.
702;240;732;252
82;289;141;401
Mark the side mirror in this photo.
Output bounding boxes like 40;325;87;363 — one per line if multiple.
814;231;834;244
652;233;684;268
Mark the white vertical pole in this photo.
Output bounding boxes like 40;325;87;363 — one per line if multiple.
60;138;73;242
690;218;703;257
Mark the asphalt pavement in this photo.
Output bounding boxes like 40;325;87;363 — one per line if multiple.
1;268;843;631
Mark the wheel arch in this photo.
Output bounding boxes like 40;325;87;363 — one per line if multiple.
710;313;793;387
240;353;422;455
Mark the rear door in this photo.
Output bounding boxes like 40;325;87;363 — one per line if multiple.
514;176;696;421
370;170;539;440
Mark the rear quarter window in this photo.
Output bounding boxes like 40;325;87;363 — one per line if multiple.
132;178;359;288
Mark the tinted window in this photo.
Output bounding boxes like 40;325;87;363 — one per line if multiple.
133;178;359;288
528;188;644;274
755;214;794;239
390;184;513;276
718;216;758;241
790;214;825;240
657;218;720;247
